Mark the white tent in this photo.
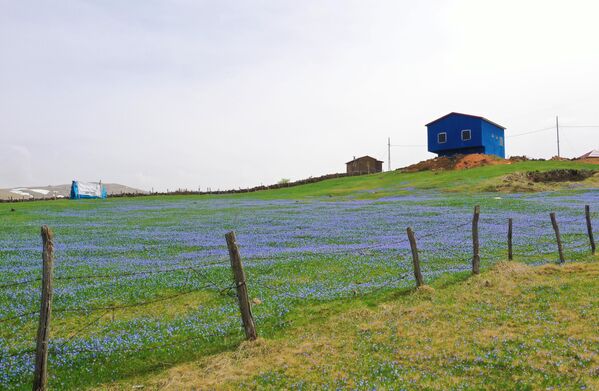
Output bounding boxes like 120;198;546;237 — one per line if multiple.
70;181;107;199
578;149;599;159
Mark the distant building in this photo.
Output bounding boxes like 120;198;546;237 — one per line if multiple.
426;112;506;158
346;156;383;174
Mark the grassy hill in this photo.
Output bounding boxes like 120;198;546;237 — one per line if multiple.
227;160;597;200
2;160;596;209
1;159;598;390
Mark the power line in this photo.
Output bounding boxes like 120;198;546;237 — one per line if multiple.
507;123;599;139
387;138;427;171
506;126;555;138
561;125;599;128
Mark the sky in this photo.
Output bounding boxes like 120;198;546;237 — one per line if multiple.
1;0;599;191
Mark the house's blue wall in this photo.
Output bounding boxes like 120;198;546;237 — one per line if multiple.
427;113;505;158
480;121;505;158
427;115;482;154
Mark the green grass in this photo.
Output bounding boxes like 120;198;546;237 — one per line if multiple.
1;161;596;210
229;160;598;200
103;261;599;390
1;159;597;390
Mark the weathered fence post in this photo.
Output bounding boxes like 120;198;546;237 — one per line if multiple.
550;212;565;264
406;227;424;287
472;205;481;274
225;231;257;341
508;218;513;261
33;226;55;391
585;205;596;255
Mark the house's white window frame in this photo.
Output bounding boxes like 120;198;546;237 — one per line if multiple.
437;132;447;144
461;129;472;141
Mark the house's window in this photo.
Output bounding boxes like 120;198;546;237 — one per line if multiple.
500;137;504;146
461;129;471;141
437;132;447;144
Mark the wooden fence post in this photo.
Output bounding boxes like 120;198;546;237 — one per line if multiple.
472;205;481;274
508;218;513;261
550;212;565;264
33;226;55;391
225;231;257;341
585;205;596;255
406;227;424;287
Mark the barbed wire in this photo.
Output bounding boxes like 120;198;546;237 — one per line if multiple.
414;221;471;241
54;281;236;315
3;271;235;364
228;220;470;268
0;310;39;324
1;347;36;360
0;279;236;325
0;278;40;290
0;262;231;291
2;215;590;324
54;265;210;282
48;325;237;358
566;243;594;252
50;309;112;356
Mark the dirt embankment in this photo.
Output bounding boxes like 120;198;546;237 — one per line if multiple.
400;153;510;172
578;158;599;165
527;169;596;182
489;169;598;192
402;154;599;174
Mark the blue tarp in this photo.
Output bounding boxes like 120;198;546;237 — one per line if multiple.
70;181;107;199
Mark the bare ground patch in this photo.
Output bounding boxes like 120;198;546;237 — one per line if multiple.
485;169;599;192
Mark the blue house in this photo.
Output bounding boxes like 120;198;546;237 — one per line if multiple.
426;112;506;158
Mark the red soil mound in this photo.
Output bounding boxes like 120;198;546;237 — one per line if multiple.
454;154;508;169
401;154;510;172
577;158;599;165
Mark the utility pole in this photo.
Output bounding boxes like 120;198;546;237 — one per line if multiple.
387;137;391;171
556;115;561;157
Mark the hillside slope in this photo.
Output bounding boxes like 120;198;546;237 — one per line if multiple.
233;160;598;200
1;161;596;204
104;261;599;390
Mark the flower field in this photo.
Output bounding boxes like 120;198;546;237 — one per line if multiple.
0;189;597;389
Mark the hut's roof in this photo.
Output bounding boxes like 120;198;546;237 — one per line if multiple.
346;155;384;164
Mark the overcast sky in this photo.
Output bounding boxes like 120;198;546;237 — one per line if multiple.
1;0;598;191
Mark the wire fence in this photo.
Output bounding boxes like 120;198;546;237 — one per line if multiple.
0;204;596;389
